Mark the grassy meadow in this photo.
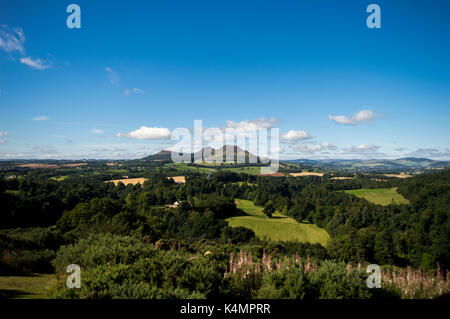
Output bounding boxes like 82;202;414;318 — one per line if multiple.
226;199;331;246
0;274;55;299
345;187;410;205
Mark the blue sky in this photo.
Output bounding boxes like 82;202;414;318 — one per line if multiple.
0;0;449;160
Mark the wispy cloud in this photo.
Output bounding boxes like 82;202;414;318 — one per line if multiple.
31;115;49;121
90;146;126;152
20;57;51;70
117;126;171;140
339;144;384;157
1;25;52;70
291;141;337;154
319;142;337;151
105;67;119;85
91;128;103;134
0;25;25;54
329;109;377;125
291;143;322;154
0;140;5;144
31;145;57;154
405;148;450;159
124;88;144;96
0;131;7;137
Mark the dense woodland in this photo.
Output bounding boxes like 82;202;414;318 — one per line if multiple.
0;167;449;298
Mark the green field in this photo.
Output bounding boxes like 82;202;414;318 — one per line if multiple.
222;166;262;175
164;163;217;173
164;163;264;175
5;190;20;195
0;274;55;299
345;187;409;205
50;175;69;181
226;200;330;246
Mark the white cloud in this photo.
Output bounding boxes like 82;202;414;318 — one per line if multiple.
406;148;450;159
329;109;377;125
291;141;337;154
0;140;5;144
281;130;310;142
117;126;171;140
225;118;278;132
90;146;126;152
319;142;337;150
339;144;382;155
124;88;144;96
20;57;51;70
31;115;49;121
0;25;25;54
292;143;322;154
92;128;103;134
0;143;163;160
105;67;119;85
0;131;7;137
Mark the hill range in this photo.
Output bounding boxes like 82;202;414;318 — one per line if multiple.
141;146;450;172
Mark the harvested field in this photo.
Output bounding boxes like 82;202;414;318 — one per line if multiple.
384;173;412;178
331;176;355;180
15;163;59;169
61;163;88;167
289;172;324;177
14;163;87;169
258;172;284;176
168;176;186;184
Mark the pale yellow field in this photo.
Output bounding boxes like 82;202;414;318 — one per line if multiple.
331;176;355;180
15;163;59;169
168;176;186;184
15;163;87;169
105;178;146;186
106;162;120;166
383;173;412;178
289;172;324;177
61;163;88;167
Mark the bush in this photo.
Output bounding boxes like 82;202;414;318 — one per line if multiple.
52;233;156;272
310;261;372;299
0;248;55;274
